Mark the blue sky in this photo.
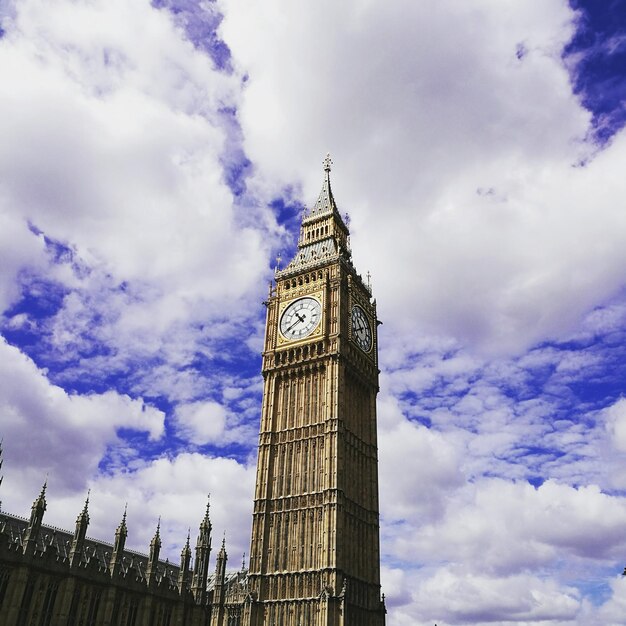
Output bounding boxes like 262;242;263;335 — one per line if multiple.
1;1;626;624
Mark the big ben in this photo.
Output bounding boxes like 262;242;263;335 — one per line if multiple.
243;156;386;626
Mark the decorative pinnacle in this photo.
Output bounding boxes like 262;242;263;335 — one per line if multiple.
323;153;332;173
181;528;192;559
78;490;90;524
33;478;48;513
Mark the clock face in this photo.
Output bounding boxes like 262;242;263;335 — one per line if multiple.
279;297;322;341
351;305;372;352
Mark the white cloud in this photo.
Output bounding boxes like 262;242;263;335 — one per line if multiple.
0;336;164;511
27;452;256;567
386;478;626;576
591;574;626;626
0;207;47;313
411;568;581;626
174;400;228;444
3;2;626;624
0;0;279;382
380;477;626;624
378;400;464;523
218;0;626;356
604;397;626;452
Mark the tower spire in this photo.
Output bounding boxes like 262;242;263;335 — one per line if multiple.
22;479;47;555
191;495;212;603
146;517;162;585
178;529;192;592
278;154;351;275
210;535;228;626
69;490;90;567
109;504;128;577
310;152;338;217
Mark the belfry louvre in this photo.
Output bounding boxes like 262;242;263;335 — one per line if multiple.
0;156;386;626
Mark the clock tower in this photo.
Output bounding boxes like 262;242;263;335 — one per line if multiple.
243;156;386;626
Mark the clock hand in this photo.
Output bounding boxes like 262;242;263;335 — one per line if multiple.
286;312;307;333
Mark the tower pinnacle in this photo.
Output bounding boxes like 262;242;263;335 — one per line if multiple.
146;517;162;584
109;504;128;576
69;491;91;567
82;490;90;515
192;496;212;602
23;479;48;554
309;153;338;217
178;529;193;591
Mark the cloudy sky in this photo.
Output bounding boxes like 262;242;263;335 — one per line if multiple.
2;0;626;624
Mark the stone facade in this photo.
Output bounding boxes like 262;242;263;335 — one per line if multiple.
0;157;386;626
0;484;241;626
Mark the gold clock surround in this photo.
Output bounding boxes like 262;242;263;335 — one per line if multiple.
276;291;324;347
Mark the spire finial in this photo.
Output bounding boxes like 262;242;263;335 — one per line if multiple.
34;478;48;509
122;502;128;525
156;516;161;535
323;153;332;173
83;489;90;511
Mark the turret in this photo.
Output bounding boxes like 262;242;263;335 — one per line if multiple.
215;536;227;587
178;529;192;592
22;480;47;555
191;496;212;602
68;491;90;567
210;536;228;626
109;505;128;577
146;518;162;585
